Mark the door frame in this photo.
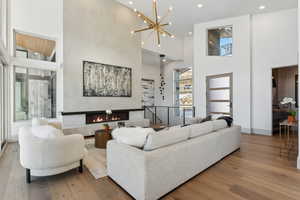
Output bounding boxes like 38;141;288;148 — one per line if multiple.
206;72;233;117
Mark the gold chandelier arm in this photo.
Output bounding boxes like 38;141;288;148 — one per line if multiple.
134;26;154;33
153;0;159;25
159;28;173;37
137;12;155;26
160;23;170;27
157;29;161;45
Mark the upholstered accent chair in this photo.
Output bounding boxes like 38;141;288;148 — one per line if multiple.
19;125;86;183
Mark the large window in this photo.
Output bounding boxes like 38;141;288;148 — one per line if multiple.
207;26;233;56
174;68;193;107
15;67;57;121
14;31;56;62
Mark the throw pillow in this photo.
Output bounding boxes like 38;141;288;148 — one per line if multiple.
112;127;154;148
212;119;228;131
32;118;48;126
217;116;233;127
31;125;64;139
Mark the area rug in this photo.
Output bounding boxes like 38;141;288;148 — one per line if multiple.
84;138;107;179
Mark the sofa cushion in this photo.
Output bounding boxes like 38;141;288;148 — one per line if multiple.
190;121;213;138
143;126;190;151
112;127;154;148
31;125;64;139
212;120;228;131
186;117;203;125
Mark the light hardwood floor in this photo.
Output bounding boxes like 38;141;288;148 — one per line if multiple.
0;134;299;200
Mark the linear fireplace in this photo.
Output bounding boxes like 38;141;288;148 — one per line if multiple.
86;110;129;124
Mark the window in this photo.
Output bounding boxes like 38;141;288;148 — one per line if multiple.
15;67;57;121
14;31;56;62
207;26;232;56
175;68;193;107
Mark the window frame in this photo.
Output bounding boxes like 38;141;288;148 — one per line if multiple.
13;65;57;122
13;29;58;65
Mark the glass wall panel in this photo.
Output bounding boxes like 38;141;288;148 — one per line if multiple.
209;76;230;88
15;67;57;121
208;89;230;101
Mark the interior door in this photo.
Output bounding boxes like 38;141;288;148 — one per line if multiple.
206;73;233;118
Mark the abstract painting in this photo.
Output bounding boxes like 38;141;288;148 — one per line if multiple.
141;79;155;106
83;61;132;97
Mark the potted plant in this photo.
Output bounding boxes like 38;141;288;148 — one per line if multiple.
102;123;110;132
280;97;297;123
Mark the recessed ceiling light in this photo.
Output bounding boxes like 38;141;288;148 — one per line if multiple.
197;4;203;8
162;59;167;62
169;6;173;11
188;32;193;35
259;5;266;10
129;1;133;5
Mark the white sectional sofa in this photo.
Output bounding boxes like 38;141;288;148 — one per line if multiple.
107;120;241;200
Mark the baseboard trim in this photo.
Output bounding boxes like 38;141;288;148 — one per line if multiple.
241;128;251;134
252;128;272;136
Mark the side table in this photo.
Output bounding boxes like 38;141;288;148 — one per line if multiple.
279;120;298;158
95;129;112;149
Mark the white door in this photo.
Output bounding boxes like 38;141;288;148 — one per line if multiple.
206;73;233;118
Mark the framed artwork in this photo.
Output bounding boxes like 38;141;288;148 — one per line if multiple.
83;61;132;97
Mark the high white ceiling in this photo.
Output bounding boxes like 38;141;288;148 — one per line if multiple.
116;0;297;37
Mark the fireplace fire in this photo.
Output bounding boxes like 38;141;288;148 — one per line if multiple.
86;111;129;124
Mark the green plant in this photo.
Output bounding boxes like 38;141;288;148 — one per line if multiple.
289;110;297;117
102;124;110;129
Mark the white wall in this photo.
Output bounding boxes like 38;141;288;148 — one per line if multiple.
142;63;161;106
252;9;298;135
11;0;60;39
194;15;252;133
184;36;193;67
63;0;142;112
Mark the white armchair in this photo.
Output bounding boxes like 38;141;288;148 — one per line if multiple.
19;126;86;183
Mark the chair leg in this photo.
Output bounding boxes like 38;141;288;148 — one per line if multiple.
79;159;83;173
26;169;31;184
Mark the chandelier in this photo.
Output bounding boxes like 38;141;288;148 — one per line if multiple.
131;0;175;47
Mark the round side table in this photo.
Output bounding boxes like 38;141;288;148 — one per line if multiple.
95;129;112;149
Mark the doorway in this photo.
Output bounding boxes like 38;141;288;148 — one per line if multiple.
272;66;298;134
206;73;233;118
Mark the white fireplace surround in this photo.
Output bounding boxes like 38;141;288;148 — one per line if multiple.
62;111;147;137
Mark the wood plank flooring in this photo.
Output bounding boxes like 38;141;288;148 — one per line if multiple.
0;134;299;200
